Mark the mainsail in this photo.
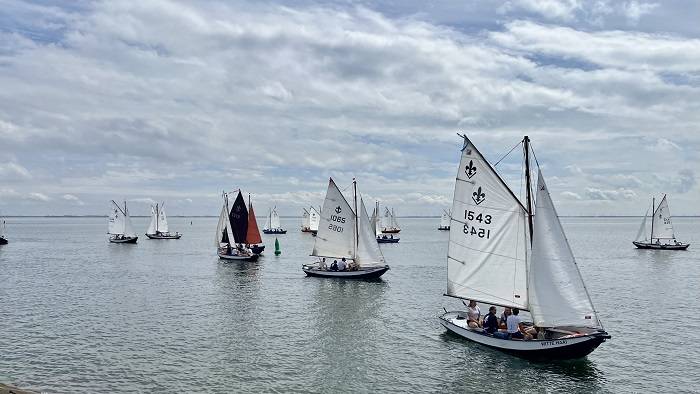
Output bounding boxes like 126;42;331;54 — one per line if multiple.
229;191;248;244
529;170;600;328
123;203;136;237
246;199;263;244
356;197;385;266
311;178;355;259
309;206;320;232
440;209;450;228
446;137;530;310
108;201;125;235
634;206;651;242
302;208;310;229
147;206;157;235
651;195;675;240
270;208;281;229
157;204;169;233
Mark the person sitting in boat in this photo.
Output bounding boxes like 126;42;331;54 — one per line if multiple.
482;306;499;334
506;308;532;340
319;258;327;270
499;307;512;329
464;300;481;328
330;260;338;271
337;258;347;271
348;261;359;271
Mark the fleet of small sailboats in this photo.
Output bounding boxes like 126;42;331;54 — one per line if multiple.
302;178;390;279
263;207;287;234
215;190;258;261
108;200;138;243
145;202;181;239
372;202;399;243
438;209;450;231
439;135;610;360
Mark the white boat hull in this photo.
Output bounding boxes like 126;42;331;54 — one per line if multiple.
439;311;609;360
302;264;389;279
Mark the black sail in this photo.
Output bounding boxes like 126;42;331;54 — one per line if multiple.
229;191;249;244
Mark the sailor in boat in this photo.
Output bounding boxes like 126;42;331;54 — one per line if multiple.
506;308;533;340
499;307;512;329
319;258;327;270
465;300;481;328
483;306;499;335
337;258;347;271
330;260;338;271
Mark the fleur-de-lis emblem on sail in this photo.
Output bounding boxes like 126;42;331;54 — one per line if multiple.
465;160;477;179
472;186;486;205
335;206;342;214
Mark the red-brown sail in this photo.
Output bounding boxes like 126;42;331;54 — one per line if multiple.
246;200;263;245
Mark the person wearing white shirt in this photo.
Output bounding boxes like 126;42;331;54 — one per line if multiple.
464;300;481;328
506;308;531;340
337;258;347;271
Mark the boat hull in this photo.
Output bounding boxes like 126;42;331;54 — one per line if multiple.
218;252;259;262
301;228;318;234
437;226;450;231
263;229;287;234
0;237;7;245
439;311;609;361
109;236;138;244
633;241;689;250
302;265;390;279
377;237;399;243
381;229;401;234
251;244;265;255
145;233;182;239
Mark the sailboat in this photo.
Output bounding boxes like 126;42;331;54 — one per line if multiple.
302;178;390;279
439;135;609;360
145;202;181;239
309;206;320;234
263;207;287;234
373;202;399;243
108;200;138;243
215;190;258;261
438;209;451;231
247;195;265;255
301;208;311;232
633;195;689;250
381;207;401;233
0;213;7;245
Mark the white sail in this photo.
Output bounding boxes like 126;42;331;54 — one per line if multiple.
0;216;6;238
447;137;530;310
440;209;450;228
271;208;281;229
157;204;169;233
382;207;391;230
651;195;675;240
215;204;228;247
371;205;381;236
108;201;125;235
311;178;355;259
529;170;599;328
357;197;385;266
309;206;320;232
634;206;650;242
391;208;399;228
123;203;136;237
146;206;157;235
302;208;310;229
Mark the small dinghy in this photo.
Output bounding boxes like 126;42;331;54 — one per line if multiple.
108;200;138;243
438;209;451;231
301;207;320;234
372;201;399;243
215;190;258;261
0;215;8;245
439;135;609;361
145;202;181;239
303;178;390;280
633;195;689;250
380;207;401;233
262;207;287;234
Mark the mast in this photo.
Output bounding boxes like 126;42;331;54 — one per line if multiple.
155;203;159;233
523;136;534;244
353;178;359;259
650;197;655;241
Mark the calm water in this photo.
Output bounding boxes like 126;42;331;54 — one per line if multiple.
1;217;699;393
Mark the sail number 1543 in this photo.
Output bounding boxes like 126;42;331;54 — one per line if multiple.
463;210;492;239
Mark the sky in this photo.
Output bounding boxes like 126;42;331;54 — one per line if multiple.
1;0;699;216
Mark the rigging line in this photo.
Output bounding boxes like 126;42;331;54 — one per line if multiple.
493;140;523;167
529;141;541;169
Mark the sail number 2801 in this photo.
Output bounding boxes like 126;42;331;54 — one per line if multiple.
463;210;492;239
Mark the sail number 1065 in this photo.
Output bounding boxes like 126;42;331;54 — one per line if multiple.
463;210;492;239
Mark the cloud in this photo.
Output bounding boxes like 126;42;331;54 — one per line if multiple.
499;0;582;21
561;191;582;200
0;162;32;180
28;192;50;201
585;187;636;200
621;1;659;24
62;194;85;206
